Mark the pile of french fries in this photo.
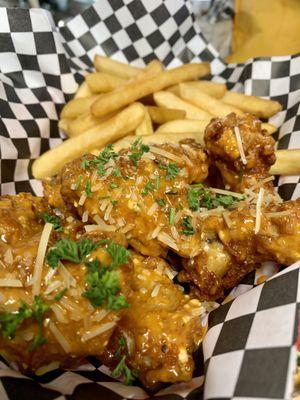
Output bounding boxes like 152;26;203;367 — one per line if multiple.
32;56;300;179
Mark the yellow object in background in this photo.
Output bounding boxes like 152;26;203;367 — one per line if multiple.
228;0;300;63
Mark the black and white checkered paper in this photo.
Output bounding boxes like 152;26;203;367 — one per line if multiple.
0;1;299;399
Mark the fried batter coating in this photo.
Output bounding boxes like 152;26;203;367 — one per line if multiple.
0;194;205;388
54;140;209;258
102;254;204;388
182;199;300;300
205;113;276;192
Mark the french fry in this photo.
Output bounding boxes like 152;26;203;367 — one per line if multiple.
154;91;212;120
179;83;243;117
270;149;300;175
147;106;186;124
155;119;208;136
58;119;71;135
135;105;153;136
168;81;227;99
74;80;93;99
262;123;277;135
91;63;211;118
68;109;120;137
144;59;164;74
85;73;126;93
222;91;282;119
94;55;142;79
110;132;204;152
32;103;145;179
60;95;99;119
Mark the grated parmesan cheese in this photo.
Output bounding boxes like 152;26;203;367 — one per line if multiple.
82;210;89;223
49;321;71;353
147;202;158;216
151;225;162;239
266;210;291;218
234;126;247;165
149;146;182;163
81;321;116;343
4;249;13;264
104;203;113;221
119;224;134;234
157;232;179;251
50;304;68;323
91;309;110;323
78;192;87;206
210;187;245;199
249;176;275;192
151;284;161;297
0;278;22;287
254;188;264;234
100;198;110;212
44;280;61;295
32;223;53;296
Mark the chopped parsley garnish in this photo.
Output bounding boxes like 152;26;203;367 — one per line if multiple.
46;238;99;268
109;183;119;189
169;207;176;225
128;138;149;167
81;145;118;175
156;198;166;207
155;176;160;189
106;241;130;269
181;216;195;235
54;288;67;301
141;181;155;196
159;162;180;180
115;336;126;359
112;355;137;385
0;296;49;351
187;186;239;211
84;180;92;197
238;169;244;183
111;200;118;206
112;168;122;178
74;174;83;190
42;213;63;232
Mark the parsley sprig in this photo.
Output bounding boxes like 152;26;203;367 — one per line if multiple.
0;296;49;351
42;213;63;232
82;242;130;310
82;145;118;176
46;238;99;268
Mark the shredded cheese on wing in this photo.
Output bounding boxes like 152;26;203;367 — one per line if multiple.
234;126;247;165
32;222;53;296
254;188;264;234
210;187;245;199
81;321;116;343
49;321;71;353
149;146;182;163
0;278;23;287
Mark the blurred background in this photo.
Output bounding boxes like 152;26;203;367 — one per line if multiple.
1;0;300;63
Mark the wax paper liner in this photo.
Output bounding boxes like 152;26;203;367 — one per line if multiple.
0;1;299;399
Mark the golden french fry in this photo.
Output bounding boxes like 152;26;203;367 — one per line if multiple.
86;73;126;93
262;123;277;135
145;59;164;74
110;132;204;152
94;55;142;79
154;91;212;120
68;109;120;137
61;95;99;119
58;118;71;135
168;81;227;99
155;119;209;136
91;63;210;118
74;80;93;99
222;91;282;119
179;83;243;117
135;106;153;136
32;103;145;179
270;149;300;175
147;106;186;124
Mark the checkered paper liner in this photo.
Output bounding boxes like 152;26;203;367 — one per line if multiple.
0;1;299;399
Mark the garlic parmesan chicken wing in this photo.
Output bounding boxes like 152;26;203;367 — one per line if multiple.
205;113;276;193
0;193;205;388
103;254;204;388
54;140;209;258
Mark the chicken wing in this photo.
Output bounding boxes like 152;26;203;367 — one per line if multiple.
50;140;209;258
